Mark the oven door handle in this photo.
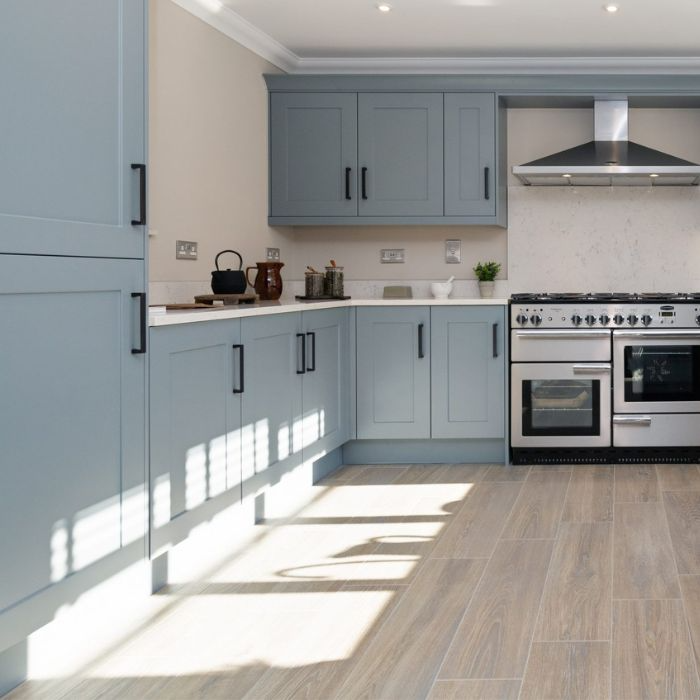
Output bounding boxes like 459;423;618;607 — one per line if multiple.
613;415;652;426
614;329;700;339
515;329;611;339
573;363;611;374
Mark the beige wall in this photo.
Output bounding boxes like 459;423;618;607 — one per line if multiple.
148;0;295;284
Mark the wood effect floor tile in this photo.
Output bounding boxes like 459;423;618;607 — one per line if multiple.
520;642;611;700
612;599;700;700
430;481;522;559
615;464;659;502
430;463;493;484
561;465;614;522
427;679;521;700
482;464;530;482
337;558;485;700
499;469;570;540
439;539;554;680
346;465;408;485
679;575;700;674
656;464;700;491
535;522;612;641
663;491;700;574
613;501;680;599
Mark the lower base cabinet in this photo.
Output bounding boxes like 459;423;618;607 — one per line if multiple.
356;305;505;440
149;308;351;553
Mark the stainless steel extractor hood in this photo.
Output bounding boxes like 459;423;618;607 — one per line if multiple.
513;100;700;186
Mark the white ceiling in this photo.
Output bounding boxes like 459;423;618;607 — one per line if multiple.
222;0;700;59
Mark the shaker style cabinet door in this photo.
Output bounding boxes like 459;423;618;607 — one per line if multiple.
240;314;304;497
269;93;358;217
0;254;146;614
301;308;351;458
431;307;505;438
149;320;243;556
357;93;444;217
356;307;431;439
444;93;496;217
0;0;146;258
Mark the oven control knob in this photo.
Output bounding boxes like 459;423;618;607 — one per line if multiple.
599;314;610;325
696;315;700;326
613;314;625;325
585;314;597;326
530;314;543;326
515;313;529;325
571;314;582;326
641;314;653;327
627;314;639;326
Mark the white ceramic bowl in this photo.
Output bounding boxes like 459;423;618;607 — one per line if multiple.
430;281;453;299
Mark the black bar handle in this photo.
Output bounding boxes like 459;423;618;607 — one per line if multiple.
492;322;498;358
306;332;316;372
296;333;306;374
484;166;490;201
345;167;352;200
232;344;245;394
131;163;147;226
361;167;368;200
131;292;147;354
418;323;425;359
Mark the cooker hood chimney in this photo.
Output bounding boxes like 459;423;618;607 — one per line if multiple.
512;99;700;186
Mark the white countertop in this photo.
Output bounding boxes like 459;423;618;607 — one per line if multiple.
150;297;509;327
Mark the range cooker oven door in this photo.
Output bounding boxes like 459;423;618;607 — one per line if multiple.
613;329;700;413
511;362;612;448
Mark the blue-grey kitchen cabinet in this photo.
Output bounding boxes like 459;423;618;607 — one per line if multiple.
444;93;497;218
0;0;146;259
301;308;352;457
357;93;444;217
240;313;305;497
356;307;431;439
0;254;147;616
431;307;506;439
270;93;358;217
149;320;243;556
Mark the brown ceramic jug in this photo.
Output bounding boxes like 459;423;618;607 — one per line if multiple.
246;261;284;300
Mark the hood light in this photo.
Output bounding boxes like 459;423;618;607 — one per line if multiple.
604;4;619;12
562;174;572;179
377;2;393;11
650;173;659;178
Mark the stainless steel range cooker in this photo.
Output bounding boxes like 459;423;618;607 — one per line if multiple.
509;292;700;464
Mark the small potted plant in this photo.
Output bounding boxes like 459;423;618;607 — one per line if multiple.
473;261;502;298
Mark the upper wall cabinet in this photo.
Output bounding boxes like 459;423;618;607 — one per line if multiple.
268;87;505;227
444;93;496;217
0;0;146;258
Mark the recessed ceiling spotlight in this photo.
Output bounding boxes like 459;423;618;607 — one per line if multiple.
604;4;619;13
377;2;393;12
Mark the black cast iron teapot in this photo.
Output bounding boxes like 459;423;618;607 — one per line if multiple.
211;250;247;294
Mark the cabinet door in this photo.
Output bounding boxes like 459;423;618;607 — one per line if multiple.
149;321;242;555
358;93;443;216
0;255;146;613
431;307;505;439
270;93;358;217
444;93;496;217
0;1;146;259
356;307;431;439
241;314;303;496
301;308;351;457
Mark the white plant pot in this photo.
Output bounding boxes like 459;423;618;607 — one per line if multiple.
478;281;495;298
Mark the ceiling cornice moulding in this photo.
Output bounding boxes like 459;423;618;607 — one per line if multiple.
170;1;700;76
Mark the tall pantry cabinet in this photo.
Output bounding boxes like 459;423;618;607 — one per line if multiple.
0;0;148;675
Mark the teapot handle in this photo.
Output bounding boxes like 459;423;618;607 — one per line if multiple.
245;266;257;288
215;250;243;271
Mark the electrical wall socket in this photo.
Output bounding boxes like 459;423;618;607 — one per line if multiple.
176;240;197;260
266;247;281;261
445;239;462;264
380;248;405;264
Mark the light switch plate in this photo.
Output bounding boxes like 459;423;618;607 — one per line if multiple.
445;239;462;264
380;248;405;264
266;247;281;261
176;240;197;260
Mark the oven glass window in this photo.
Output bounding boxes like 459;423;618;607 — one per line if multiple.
522;379;600;436
624;345;700;403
